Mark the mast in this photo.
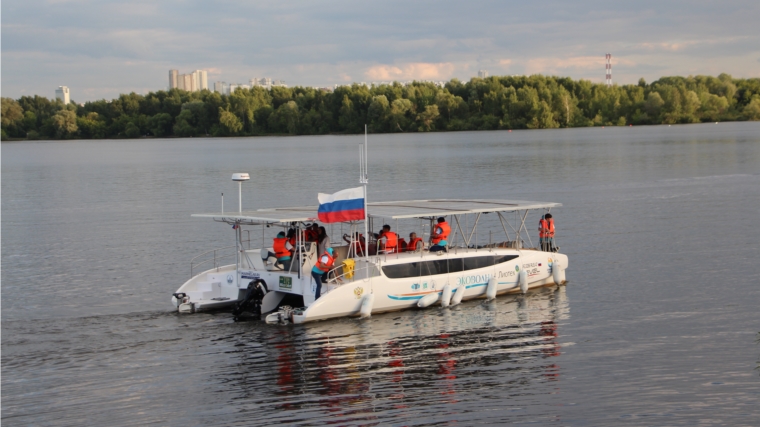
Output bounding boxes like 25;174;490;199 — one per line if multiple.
361;125;369;270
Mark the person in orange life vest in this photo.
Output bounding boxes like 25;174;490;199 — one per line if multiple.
342;232;366;257
429;217;450;253
305;223;319;242
539;213;556;252
375;224;398;253
311;247;335;299
405;232;424;252
270;231;293;270
287;228;302;247
268;231;293;270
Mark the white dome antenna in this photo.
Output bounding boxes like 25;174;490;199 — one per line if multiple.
231;173;250;213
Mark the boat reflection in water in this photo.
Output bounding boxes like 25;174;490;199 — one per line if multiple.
226;285;570;425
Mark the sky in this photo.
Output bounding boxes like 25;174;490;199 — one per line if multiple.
2;0;759;102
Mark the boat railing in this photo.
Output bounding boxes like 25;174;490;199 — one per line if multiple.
327;261;380;285
190;246;237;277
190;231;252;277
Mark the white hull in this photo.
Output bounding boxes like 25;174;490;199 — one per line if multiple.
171;264;241;312
172;247;567;321
294;248;567;323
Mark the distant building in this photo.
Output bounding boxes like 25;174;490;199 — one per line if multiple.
193;70;208;90
249;77;287;89
478;70;489;78
55;86;70;104
169;69;208;92
169;69;179;89
214;81;227;94
178;74;193;91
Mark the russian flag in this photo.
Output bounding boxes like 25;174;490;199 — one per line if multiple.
317;187;365;223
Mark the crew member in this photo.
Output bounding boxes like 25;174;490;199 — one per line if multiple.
376;224;398;253
271;231;293;270
305;223;320;242
317;226;331;256
539;213;557;252
405;232;424;252
311;247;335;299
429;217;450;252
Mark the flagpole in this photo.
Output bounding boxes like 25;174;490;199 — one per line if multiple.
362;125;370;284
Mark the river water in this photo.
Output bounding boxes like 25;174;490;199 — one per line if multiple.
2;123;760;426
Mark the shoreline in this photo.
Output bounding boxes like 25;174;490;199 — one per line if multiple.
3;120;756;143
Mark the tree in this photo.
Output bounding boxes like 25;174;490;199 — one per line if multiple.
77;112;107;139
181;101;210;134
367;95;390;132
435;91;458;121
700;94;729;121
338;95;359;133
645;92;665;120
149;113;173;137
124;122;141;138
51;110;78;138
743;97;760;121
1;97;24;127
172;109;196;137
218;107;243;135
389;99;413;132
416;105;439;131
682;90;701;123
268;101;300;134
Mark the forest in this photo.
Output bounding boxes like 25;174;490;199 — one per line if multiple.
2;73;759;140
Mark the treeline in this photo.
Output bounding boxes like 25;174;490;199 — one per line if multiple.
2;73;759;140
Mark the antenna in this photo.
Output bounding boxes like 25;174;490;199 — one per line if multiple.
605;53;612;87
360;125;368;184
231;173;250;213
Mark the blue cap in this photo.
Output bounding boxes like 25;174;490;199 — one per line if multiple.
327;247;334;255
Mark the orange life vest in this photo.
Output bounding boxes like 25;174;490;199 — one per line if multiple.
305;229;319;242
380;231;398;252
289;230;304;246
432;222;450;245
273;237;291;259
539;218;555;238
316;252;335;272
405;237;424;251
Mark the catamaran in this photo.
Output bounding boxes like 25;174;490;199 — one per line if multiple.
172;197;568;323
171;136;568;324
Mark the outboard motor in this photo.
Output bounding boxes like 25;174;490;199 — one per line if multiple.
172;292;194;313
232;279;268;321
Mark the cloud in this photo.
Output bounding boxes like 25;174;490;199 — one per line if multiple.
365;62;456;81
3;0;760;100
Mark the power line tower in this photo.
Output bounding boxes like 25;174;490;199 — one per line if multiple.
605;53;612;87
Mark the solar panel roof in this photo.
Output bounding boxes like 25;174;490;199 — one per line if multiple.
191;199;561;223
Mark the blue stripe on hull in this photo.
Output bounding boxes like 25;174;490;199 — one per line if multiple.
386;282;491;301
